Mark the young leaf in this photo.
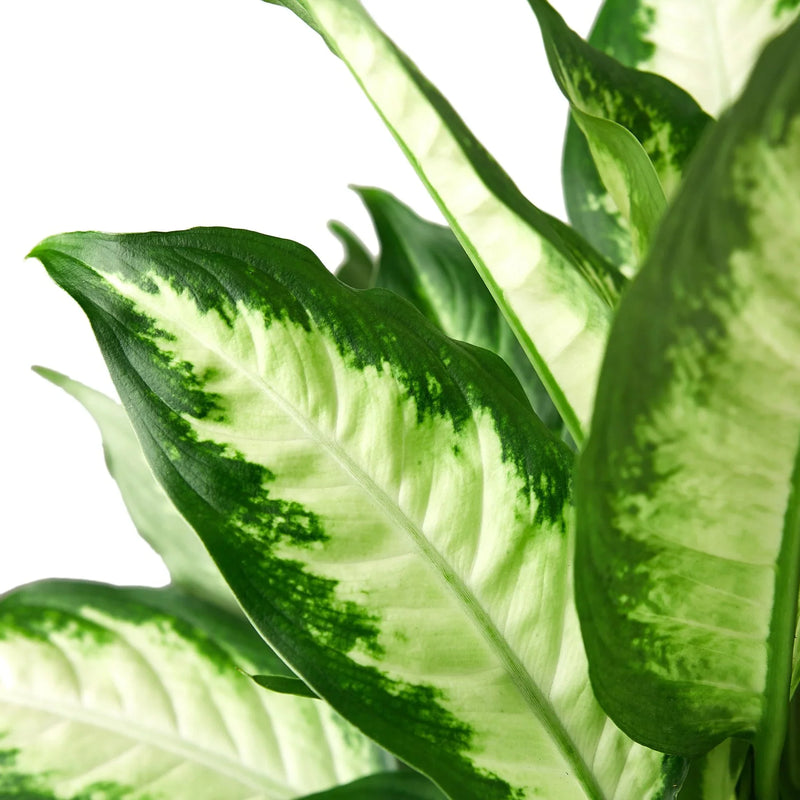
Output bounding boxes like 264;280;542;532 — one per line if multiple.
528;0;711;199
569;110;666;264
562;0;800;272
297;771;446;800
260;0;626;444
355;187;563;433
251;673;320;699
576;19;800;798
0;579;388;799
33;366;239;615
329;220;376;290
31;228;680;800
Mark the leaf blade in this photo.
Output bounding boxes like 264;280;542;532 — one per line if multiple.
260;0;626;442
576;19;800;796
0;580;387;799
32;226;677;800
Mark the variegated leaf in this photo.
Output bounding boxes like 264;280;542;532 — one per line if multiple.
0;579;388;799
576;20;800;798
260;0;626;444
32;227;681;800
563;0;800;273
355;187;563;434
569;110;666;264
33;366;239;614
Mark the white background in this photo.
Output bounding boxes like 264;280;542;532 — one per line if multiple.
2;0;600;593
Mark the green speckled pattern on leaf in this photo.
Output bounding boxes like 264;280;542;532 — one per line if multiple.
576;19;800;797
32;226;677;800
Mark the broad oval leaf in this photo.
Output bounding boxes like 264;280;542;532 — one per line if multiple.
0;579;388;799
262;0;626;444
355;187;563;434
32;228;681;800
33;366;239;614
576;20;800;798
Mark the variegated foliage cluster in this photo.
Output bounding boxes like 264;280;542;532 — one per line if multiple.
7;0;800;798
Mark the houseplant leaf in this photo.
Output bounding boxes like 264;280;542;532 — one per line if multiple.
33;366;239;615
329;220;376;290
355;187;563;433
297;771;446;800
528;0;710;199
576;19;800;798
588;0;800;116
525;0;710;274
259;0;625;444
568;110;666;264
562;0;800;271
31;227;682;800
0;579;388;799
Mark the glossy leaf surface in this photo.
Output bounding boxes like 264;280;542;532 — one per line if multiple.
330;220;376;290
576;20;800;798
356;187;562;432
262;0;625;443
0;580;386;799
563;0;799;272
32;227;678;800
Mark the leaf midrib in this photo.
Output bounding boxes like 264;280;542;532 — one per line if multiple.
0;688;295;799
146;277;606;800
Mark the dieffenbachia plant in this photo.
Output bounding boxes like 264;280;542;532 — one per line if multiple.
9;0;800;798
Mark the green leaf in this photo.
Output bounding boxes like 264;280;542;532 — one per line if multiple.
355;187;563;434
0;579;388;799
562;0;799;274
329;221;376;290
33;366;239;615
525;0;709;274
576;20;800;798
679;741;749;800
251;673;320;699
589;0;800;116
529;0;711;199
296;771;446;800
31;227;680;800
569;110;666;264
258;0;626;445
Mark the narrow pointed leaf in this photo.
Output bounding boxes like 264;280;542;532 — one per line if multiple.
529;0;711;199
576;21;800;798
251;673;320;699
569;110;666;264
355;187;563;433
260;0;626;443
526;0;709;274
329;220;376;290
33;366;239;615
32;227;680;800
297;771;446;800
562;0;799;273
0;579;387;799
